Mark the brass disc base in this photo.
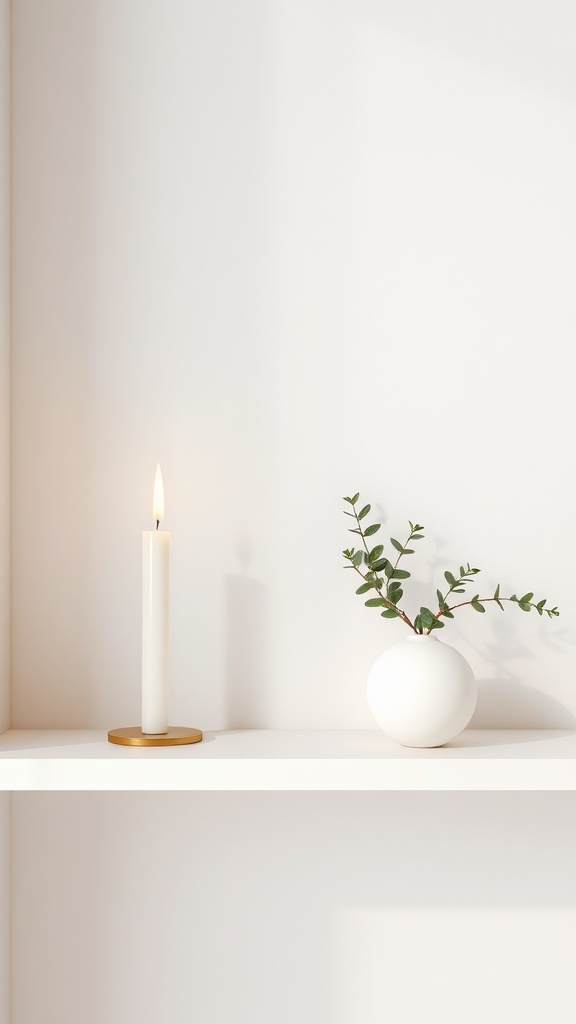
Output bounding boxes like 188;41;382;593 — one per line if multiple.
108;726;203;747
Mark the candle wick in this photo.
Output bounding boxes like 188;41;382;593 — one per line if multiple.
156;520;160;531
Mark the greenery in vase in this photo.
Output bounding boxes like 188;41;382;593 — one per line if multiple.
342;493;559;635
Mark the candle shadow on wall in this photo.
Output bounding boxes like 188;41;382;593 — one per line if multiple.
224;573;269;728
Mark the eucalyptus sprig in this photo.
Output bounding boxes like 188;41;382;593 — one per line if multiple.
342;493;559;635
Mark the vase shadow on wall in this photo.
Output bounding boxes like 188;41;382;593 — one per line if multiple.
224;573;269;728
469;678;576;729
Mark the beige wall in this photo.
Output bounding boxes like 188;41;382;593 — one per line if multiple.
0;2;11;1019
0;0;10;735
0;793;10;1024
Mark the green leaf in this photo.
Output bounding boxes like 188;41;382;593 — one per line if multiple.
343;493;359;505
419;607;437;628
402;548;415;555
411;534;424;540
392;569;411;580
371;558;388;572
441;608;454;618
494;583;500;601
363;523;381;537
355;581;374;595
381;609;399;618
368;544;384;562
413;614;423;633
384;562;395;578
352;550;363;567
444;571;456;587
519;592;534;604
471;602;485;613
365;597;386;607
427;617;445;630
519;602;531;612
390;538;403;552
357;504;371;521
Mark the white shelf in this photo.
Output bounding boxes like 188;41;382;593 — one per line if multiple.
1;728;576;791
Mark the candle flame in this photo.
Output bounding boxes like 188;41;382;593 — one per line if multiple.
153;464;165;525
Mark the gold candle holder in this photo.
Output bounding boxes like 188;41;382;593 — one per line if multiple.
108;726;203;747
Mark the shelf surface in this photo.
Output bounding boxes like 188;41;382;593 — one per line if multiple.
1;728;576;791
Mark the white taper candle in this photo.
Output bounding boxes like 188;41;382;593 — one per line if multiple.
142;465;170;735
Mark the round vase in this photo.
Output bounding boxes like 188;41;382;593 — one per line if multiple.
366;634;477;748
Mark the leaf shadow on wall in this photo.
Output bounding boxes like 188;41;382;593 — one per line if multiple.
471;680;576;729
418;539;574;727
463;613;575;727
224;573;270;728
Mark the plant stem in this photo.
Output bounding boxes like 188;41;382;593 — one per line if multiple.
386;528;415;601
433;595;516;623
347;519;416;632
351;505;372;560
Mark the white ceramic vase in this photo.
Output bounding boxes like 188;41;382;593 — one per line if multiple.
366;634;477;747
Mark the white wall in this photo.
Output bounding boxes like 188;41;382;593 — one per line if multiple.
11;0;575;732
6;7;576;1024
11;792;576;1024
8;2;573;737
